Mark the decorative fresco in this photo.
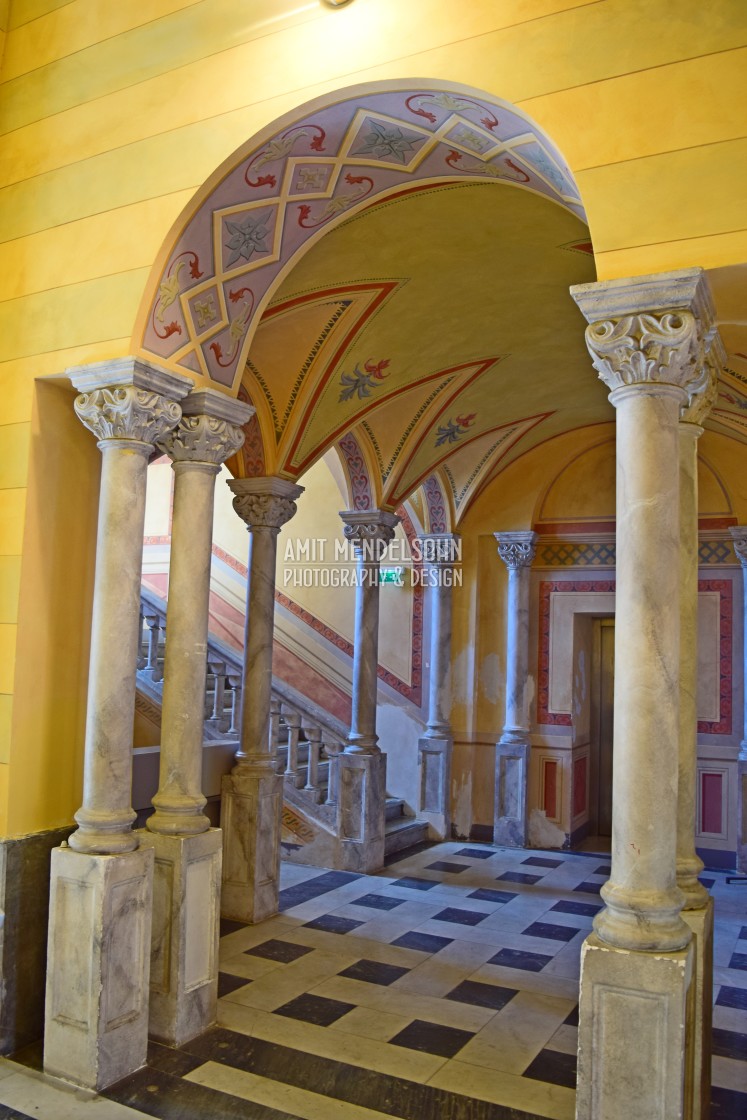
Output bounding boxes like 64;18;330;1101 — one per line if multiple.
137;83;585;390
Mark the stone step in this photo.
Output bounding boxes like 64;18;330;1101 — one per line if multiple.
385;797;405;822
383;816;430;856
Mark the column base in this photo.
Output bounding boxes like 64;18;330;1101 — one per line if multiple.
418;735;452;840
494;735;529;847
44;845;154;1091
336;752;386;873
137;828;222;1047
682;900;714;1120
576;932;695;1120
220;767;282;923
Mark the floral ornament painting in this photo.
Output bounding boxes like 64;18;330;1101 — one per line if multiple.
435;413;476;446
339;358;391;402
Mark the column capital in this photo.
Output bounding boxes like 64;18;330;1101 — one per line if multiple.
495;530;537;570
418;532;461;567
570;268;725;398
69;357;193;446
229;475;303;532
340;509;399;559
729;526;747;567
158;388;254;466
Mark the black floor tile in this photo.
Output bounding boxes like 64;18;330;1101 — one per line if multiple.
106;1064;300;1120
573;881;603;895
351;892;404;911
594;864;611;876
0;1106;37;1120
739;925;747;940
523;1047;577;1088
522;857;563;868
245;938;314;963
551;899;601;918
497;871;543;885
711;1026;747;1060
454;847;495;859
522;921;579;942
278;870;362;912
432;906;488;926
445;980;518;1011
146;1040;204;1078
711;1085;747;1119
564;1004;579;1026
425;860;470;873
218;971;253;998
469;888;518;904
274;993;356;1027
717;985;747;1010
304;914;364;934
392;930;453;953
488;947;553;972
220;917;249;937
392;876;438;890
728;951;747;970
700;877;715;889
338;958;410;986
389;1018;475;1058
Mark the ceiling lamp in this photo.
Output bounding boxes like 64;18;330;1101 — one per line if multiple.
322;0;355;7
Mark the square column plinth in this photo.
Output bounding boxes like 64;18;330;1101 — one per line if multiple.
494;739;529;847
44;845;154;1091
682;901;714;1120
576;933;695;1120
418;735;452;840
220;768;283;923
337;752;386;873
138;828;222;1047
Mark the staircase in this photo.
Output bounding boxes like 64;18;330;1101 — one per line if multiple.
136;587;428;861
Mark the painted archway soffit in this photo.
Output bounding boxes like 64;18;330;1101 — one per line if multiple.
134;81;585;392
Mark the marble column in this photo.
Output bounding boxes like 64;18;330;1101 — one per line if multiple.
678;368;719;1120
337;510;399;872
418;534;460;839
571;269;723;1120
731;526;747;872
139;389;253;1047
45;357;192;1091
493;531;537;847
220;476;303;923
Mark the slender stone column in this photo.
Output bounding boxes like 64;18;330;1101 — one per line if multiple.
418;534;460;839
571;269;723;1120
337;509;399;872
45;358;192;1091
220;476;303;923
493;531;537;847
731;526;747;872
139;389;252;1047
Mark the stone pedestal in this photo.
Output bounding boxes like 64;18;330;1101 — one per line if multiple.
494;531;537;847
220;767;284;923
682;901;714;1120
337;752;387;872
418;735;452;840
576;934;695;1120
138;829;222;1047
44;845;154;1091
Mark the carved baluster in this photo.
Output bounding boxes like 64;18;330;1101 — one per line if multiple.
226;674;242;737
305;725;322;793
285;709;301;778
208;658;226;725
144;613;161;677
136;605;147;669
324;739;342;806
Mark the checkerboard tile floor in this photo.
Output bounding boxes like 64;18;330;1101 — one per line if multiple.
2;842;745;1119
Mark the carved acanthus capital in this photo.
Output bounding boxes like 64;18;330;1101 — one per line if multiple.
158;387;254;465
729;527;747;569
68;356;193;447
158;413;245;465
495;531;537;570
419;533;461;567
571;268;724;399
74;385;183;445
228;477;303;533
340;509;399;560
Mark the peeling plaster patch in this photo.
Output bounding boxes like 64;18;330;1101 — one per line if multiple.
451;647;471;704
480;653;502;705
529;808;566;849
524;672;535;712
453;772;473;839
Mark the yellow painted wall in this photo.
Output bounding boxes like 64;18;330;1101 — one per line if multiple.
0;0;745;832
